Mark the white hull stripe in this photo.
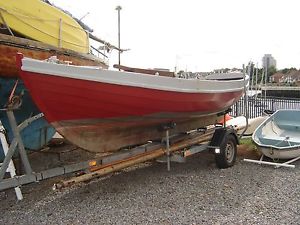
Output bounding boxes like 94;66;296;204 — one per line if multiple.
21;57;249;93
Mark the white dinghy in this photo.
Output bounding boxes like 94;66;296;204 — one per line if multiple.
245;110;300;168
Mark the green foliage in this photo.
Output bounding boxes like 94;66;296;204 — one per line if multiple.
280;67;297;74
267;65;277;78
239;137;258;151
239;137;253;146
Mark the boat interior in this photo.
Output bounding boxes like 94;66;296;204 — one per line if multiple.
113;64;175;77
257;111;300;148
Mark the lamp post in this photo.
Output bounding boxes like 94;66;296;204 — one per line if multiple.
115;5;122;70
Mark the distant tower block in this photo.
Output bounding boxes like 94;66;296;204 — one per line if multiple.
262;54;277;69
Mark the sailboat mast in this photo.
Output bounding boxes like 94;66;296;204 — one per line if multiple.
264;66;268;99
250;62;254;92
255;63;258;96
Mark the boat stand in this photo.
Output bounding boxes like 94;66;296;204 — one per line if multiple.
157;127;210;164
244;155;300;168
157;123;211;171
159;122;177;171
0;110;34;181
0;110;45;199
0;109;109;193
0;120;23;200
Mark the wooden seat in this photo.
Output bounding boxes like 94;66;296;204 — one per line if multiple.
113;64;175;77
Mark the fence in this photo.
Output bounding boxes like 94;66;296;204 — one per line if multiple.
230;97;300;118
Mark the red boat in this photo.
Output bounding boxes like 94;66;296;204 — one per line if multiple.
17;54;249;153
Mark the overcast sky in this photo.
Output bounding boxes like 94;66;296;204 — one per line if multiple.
51;0;300;72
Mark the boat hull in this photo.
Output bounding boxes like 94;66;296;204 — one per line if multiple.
18;56;247;153
0;34;107;78
0;0;89;53
252;109;300;159
53;114;220;152
259;146;300;159
226;116;267;136
0;78;55;161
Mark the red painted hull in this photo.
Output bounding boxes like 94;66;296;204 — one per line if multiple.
21;71;243;122
20;69;243;152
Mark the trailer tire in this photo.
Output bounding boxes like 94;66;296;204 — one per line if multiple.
215;134;237;169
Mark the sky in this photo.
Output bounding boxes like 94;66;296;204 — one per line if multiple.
50;0;300;72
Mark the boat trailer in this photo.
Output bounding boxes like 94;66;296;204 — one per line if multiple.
0;108;239;199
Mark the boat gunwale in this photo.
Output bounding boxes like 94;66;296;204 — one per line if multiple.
20;57;249;94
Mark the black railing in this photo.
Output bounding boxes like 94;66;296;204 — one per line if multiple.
230;97;300;118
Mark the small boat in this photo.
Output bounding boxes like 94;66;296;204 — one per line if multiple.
17;54;249;153
226;115;267;136
0;0;111;78
252;109;300;159
0;0;89;54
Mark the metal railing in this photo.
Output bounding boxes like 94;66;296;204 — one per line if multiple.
230;97;300;118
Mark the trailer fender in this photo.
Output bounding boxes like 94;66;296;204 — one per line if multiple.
208;127;238;168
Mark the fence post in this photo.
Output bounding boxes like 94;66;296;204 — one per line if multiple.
235;100;239;117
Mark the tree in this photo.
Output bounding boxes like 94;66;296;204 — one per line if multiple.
280;67;297;74
267;65;277;81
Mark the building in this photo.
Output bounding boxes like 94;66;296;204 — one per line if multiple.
269;70;300;85
262;54;276;69
283;70;300;85
269;72;284;83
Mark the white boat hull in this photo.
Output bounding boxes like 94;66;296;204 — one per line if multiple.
259;146;300;159
252;109;300;159
226;116;267;136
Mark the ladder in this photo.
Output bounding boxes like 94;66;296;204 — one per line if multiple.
0;121;23;200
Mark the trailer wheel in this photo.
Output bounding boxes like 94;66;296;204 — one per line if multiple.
215;134;237;169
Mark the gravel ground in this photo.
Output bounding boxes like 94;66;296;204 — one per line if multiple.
0;145;299;225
